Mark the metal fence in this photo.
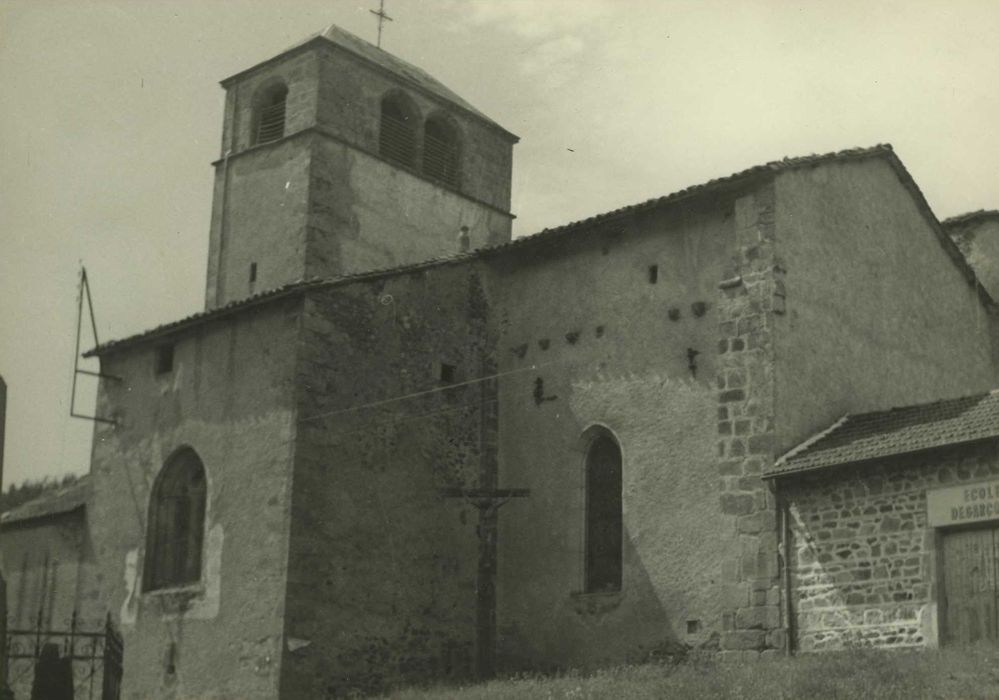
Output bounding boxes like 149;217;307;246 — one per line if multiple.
5;609;122;700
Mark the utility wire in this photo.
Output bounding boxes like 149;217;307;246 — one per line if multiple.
297;357;569;424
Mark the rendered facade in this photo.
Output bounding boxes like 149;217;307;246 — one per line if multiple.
4;23;999;700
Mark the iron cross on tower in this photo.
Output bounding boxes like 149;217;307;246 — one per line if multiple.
369;0;393;48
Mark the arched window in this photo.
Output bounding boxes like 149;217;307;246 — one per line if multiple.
379;92;418;168
422;114;460;186
253;82;288;145
584;431;623;592
143;447;207;592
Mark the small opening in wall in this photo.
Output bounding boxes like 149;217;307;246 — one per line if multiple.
165;642;177;675
686;620;701;634
155;344;174;375
439;363;457;384
648;265;659;284
249;262;257;283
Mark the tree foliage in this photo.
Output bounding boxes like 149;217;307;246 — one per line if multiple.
0;473;81;513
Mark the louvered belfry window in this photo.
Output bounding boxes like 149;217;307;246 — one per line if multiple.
379;95;417;168
423;116;459;187
144;447;207;592
254;84;288;145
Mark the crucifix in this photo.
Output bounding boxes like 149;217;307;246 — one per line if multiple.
441;365;529;680
369;0;393;49
440;485;528;679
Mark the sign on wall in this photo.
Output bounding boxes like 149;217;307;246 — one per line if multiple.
927;480;999;527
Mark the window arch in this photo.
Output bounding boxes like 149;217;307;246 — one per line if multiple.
584;429;623;592
253;82;288;145
379;92;418;168
422;114;460;187
143;447;207;592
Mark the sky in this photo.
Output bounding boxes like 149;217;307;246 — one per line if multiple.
1;0;998;489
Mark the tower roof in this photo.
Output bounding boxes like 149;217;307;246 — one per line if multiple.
221;23;517;140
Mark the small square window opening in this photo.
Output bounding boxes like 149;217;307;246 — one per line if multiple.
155;345;174;375
439;363;457;384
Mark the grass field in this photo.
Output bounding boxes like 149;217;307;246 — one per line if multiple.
378;646;999;699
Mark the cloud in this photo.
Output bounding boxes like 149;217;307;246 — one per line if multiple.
519;34;586;88
444;0;613;40
441;0;607;90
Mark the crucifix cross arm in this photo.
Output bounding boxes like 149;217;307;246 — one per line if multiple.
440;487;530;511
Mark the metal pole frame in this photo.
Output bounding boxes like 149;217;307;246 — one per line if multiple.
70;267;120;426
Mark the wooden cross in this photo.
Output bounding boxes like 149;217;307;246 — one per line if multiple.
441;486;529;680
369;0;393;48
438;355;529;678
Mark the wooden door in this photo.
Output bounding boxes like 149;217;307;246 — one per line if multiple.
942;526;999;644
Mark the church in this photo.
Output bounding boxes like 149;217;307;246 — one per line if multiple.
6;23;999;700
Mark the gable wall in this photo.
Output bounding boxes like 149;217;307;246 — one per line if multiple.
774;159;995;456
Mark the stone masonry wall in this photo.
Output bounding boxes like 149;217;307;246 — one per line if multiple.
782;440;999;651
715;181;785;658
280;265;492;698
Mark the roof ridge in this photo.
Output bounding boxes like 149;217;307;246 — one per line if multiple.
775;415;849;467
942;209;999;226
1;474;91;525
767;390;999;478
848;391;991;419
93;141;990;358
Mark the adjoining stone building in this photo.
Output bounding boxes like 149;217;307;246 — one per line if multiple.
6;21;998;700
944;210;999;301
0;476;103;697
1;476;96;633
766;392;999;651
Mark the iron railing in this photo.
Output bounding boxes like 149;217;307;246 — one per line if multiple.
5;609;122;700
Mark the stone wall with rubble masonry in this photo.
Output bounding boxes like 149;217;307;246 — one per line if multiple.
782;440;999;652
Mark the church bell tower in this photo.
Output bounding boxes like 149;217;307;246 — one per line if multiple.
204;25;518;309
